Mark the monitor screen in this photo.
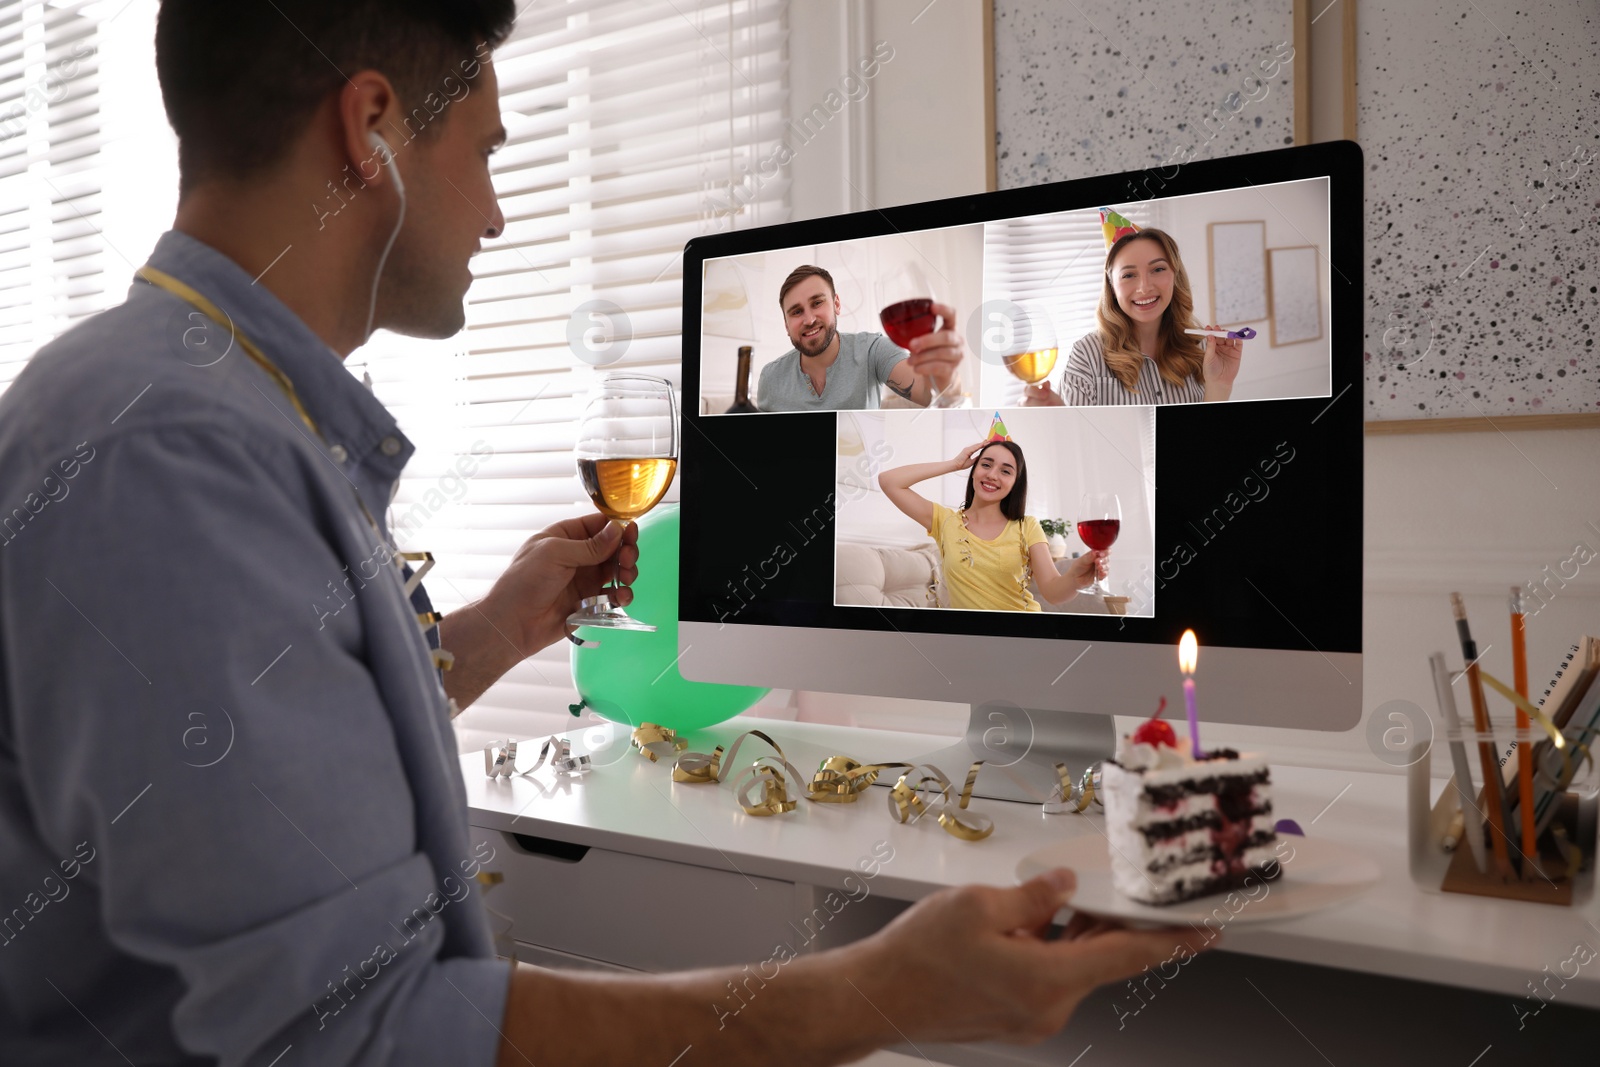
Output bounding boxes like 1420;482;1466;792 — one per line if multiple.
676;141;1361;699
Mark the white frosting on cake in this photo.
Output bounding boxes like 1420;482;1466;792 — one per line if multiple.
1101;745;1278;905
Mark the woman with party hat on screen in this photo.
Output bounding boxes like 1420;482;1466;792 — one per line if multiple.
1024;208;1248;406
876;414;1108;612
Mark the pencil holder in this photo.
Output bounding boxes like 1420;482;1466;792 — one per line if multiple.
1407;736;1597;906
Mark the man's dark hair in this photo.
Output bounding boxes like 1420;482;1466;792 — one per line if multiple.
156;0;516;196
778;265;835;308
962;440;1029;522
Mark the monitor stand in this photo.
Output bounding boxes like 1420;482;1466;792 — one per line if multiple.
895;701;1118;805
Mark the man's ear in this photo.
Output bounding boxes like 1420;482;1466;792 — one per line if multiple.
337;71;402;188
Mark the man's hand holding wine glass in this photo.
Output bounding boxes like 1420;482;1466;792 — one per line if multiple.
901;298;967;401
482;514;641;659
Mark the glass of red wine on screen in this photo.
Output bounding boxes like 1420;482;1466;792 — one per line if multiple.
877;262;962;408
1076;492;1121;598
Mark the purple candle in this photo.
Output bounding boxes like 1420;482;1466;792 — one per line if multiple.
1179;629;1203;759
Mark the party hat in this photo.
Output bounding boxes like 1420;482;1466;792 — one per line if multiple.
986;411;1011;442
1099;207;1140;248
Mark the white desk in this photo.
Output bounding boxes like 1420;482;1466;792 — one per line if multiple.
463;717;1600;1064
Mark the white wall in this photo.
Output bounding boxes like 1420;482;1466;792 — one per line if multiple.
861;0;990;207
787;0;990;222
1197;427;1600;773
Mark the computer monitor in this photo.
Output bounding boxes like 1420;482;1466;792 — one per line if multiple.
676;141;1363;802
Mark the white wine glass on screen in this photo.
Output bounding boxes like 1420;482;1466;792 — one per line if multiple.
1076;492;1121;599
569;374;679;632
877;262;964;408
1000;300;1059;391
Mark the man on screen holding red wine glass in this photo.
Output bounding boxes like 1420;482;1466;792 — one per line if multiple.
756;264;969;411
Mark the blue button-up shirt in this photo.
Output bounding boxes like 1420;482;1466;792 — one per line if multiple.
0;232;509;1065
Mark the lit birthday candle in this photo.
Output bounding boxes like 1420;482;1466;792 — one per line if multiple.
1179;629;1203;760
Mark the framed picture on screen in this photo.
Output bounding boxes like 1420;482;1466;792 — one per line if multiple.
1206;220;1268;326
1267;244;1323;346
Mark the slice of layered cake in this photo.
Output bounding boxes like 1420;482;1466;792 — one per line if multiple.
1101;710;1281;905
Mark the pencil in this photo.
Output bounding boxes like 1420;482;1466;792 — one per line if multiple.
1442;809;1465;851
1510;587;1538;876
1430;651;1488;873
1451;593;1514;878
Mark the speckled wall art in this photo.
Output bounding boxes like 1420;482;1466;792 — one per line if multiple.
992;1;1296;189
993;1;1600;421
1358;1;1598;420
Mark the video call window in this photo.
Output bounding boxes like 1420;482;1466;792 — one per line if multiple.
698;224;985;414
698;176;1331;416
834;407;1156;618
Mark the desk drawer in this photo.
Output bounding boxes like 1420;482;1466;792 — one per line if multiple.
473;827;800;973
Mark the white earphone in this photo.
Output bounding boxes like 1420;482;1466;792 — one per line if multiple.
369;132;404;198
363;132;407;343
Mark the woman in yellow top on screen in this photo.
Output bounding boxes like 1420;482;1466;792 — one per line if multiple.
1024;216;1245;406
877;433;1108;612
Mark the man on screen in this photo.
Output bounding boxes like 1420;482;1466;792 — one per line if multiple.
757;264;968;411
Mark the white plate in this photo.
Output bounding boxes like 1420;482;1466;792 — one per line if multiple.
1016;833;1380;927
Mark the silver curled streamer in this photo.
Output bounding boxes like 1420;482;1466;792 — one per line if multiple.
672;729;784;785
728;753;808;816
484;736;592;780
1042;761;1102;815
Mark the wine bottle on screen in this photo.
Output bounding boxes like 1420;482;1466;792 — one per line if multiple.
726;345;758;413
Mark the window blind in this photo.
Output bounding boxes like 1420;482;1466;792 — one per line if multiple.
349;0;791;717
0;0;101;392
980;200;1164;408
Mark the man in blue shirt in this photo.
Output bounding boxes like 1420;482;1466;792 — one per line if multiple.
0;3;1203;1064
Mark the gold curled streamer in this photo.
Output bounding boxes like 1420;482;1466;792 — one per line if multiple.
630;722;688;763
808;756;914;803
887;764;948;825
627;728;1001;841
1477;670;1569;748
1042;762;1097;814
399;551;435;596
484;736;591;780
1550;824;1583;880
729;755;805;816
887;762;994;841
938;761;994;841
1477;669;1581;787
672;729;784;784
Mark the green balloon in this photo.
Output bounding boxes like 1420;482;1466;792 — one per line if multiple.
572;504;768;732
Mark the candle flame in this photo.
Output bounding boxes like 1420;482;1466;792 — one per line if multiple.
1178;629;1198;674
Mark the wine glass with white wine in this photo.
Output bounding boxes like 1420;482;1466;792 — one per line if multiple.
569;374;679;631
1000;300;1059;390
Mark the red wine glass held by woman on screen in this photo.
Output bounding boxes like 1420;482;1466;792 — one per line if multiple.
1076;492;1121;598
876;440;1109;612
1023;228;1246;406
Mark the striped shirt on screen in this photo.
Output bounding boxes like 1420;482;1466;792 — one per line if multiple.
1058;332;1206;406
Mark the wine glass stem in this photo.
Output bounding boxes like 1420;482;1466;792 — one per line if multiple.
612;519;630;603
